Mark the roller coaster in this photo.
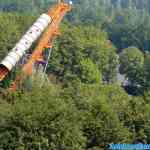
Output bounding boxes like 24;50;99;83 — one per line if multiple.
0;0;72;91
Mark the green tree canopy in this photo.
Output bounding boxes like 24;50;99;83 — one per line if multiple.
79;58;102;84
48;23;118;84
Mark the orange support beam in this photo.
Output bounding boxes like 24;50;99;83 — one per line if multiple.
22;2;71;75
9;2;71;91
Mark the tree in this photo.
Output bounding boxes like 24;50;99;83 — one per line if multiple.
0;84;86;150
125;96;150;143
48;23;118;84
119;47;144;93
79;58;102;84
105;9;150;52
66;84;132;149
143;53;150;91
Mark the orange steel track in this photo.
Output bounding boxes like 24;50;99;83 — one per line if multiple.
9;2;71;91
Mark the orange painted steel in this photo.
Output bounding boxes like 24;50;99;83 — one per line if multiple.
23;2;71;75
9;2;71;91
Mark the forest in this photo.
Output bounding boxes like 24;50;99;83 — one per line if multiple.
0;0;150;150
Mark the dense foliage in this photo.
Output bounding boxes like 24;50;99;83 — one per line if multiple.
49;24;118;84
0;0;149;149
